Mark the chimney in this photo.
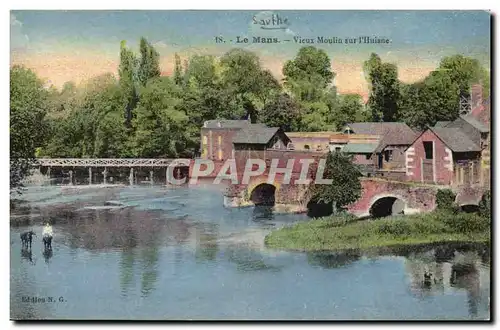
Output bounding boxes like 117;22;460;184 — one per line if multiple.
471;84;483;109
471;84;485;118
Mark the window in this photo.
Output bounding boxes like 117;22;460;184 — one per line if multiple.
304;145;310;150
423;141;433;160
365;154;372;160
343;127;353;134
218;136;222;146
316;145;323;151
335;147;341;152
203;136;208;145
287;143;295;150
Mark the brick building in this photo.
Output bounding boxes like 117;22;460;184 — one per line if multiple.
405;127;482;185
405;83;490;186
200;119;267;161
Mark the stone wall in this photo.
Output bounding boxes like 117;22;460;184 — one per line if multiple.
346;179;438;217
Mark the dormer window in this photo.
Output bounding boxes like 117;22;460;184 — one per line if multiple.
343;127;353;134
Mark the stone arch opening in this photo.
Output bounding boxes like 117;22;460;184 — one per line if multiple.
460;204;480;213
369;196;406;218
306;199;333;218
250;183;276;206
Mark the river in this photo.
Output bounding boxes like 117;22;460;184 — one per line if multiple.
10;184;491;320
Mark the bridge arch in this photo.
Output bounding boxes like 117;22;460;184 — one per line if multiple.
369;194;407;218
248;182;278;206
306;198;333;218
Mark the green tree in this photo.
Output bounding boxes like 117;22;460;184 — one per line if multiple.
42;74;126;158
138;37;161;87
398;55;489;130
173;53;183;85
399;72;459;130
300;101;335;132
283;47;334;103
364;53;400;122
260;93;302;131
283;46;334;90
220;49;280;121
10;65;48;192
131;77;189;157
334;94;367;130
439;55;488;98
308;151;362;211
119;40;139;128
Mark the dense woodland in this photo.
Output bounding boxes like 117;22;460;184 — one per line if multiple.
10;37;490;189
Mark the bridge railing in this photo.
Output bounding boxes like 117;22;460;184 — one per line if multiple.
34;158;191;167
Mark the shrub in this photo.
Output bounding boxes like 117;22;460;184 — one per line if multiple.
376;220;412;237
436;189;456;211
438;212;490;234
411;216;451;234
479;190;491;218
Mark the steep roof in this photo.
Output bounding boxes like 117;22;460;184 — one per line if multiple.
434;121;451;128
345;122;417;146
232;126;282;144
461;114;489;133
430;127;481;153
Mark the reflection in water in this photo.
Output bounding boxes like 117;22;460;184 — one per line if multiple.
120;249;136;296
10;186;491;320
195;226;219;262
21;248;34;265
43;249;53;264
227;247;282;272
140;246;160;297
307;251;361;269
403;244;489;319
450;263;480;317
252;206;274;222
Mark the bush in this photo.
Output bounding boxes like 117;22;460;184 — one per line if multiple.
436;189;456;211
411;215;451;234
438;212;490;234
376;220;412;237
479;190;491;218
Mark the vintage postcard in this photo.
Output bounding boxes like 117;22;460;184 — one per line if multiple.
10;10;491;320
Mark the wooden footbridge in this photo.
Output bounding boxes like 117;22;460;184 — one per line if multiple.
34;158;191;185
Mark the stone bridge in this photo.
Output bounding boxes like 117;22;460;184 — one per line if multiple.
223;175;440;217
223;175;487;218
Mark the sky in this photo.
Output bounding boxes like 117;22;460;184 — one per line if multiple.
10;10;491;99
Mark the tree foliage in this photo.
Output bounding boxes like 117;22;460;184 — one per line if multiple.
10;65;48;192
308;151;362;210
119;40;139;128
138;37;161;86
364;53;400;122
260;93;302;131
13;38;489;196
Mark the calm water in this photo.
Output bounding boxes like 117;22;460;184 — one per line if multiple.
10;184;491;320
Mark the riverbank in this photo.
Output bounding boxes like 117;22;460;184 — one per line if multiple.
264;211;491;252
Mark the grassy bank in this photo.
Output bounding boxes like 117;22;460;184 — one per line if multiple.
264;211;491;252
